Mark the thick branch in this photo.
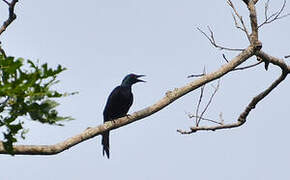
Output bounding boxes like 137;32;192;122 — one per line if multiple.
248;0;259;44
256;50;290;72
0;0;18;36
0;45;257;155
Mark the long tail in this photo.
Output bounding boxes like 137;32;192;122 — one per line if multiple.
102;131;110;159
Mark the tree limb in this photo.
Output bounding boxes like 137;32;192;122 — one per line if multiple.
0;0;18;36
0;45;258;155
256;50;290;72
178;68;288;134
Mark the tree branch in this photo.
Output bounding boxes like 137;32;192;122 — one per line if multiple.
0;0;18;36
196;79;220;126
188;114;223;125
0;45;258;155
0;42;7;58
228;0;251;41
178;69;288;134
248;0;259;44
197;27;245;51
256;50;290;72
258;0;290;28
232;60;262;71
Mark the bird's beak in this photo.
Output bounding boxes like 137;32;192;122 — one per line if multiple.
136;75;146;82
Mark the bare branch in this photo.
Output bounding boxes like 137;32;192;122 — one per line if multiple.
228;0;251;41
222;54;229;63
259;0;290;28
248;0;259;43
0;0;18;36
232;60;262;71
2;0;10;5
285;55;290;58
188;114;223;125
187;74;205;78
197;79;220;126
197;27;245;51
195;68;206;126
178;69;288;134
256;50;290;72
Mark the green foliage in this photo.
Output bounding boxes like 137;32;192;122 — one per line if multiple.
0;55;74;154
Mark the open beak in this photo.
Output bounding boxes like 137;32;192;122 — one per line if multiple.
136;75;146;82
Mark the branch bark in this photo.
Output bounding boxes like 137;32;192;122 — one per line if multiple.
0;0;18;36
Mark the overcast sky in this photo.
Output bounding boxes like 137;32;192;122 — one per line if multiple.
0;0;290;179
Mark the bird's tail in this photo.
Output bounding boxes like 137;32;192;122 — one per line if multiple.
102;131;110;159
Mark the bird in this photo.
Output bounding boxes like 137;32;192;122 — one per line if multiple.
102;73;145;159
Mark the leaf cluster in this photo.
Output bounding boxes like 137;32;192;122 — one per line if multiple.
0;55;74;154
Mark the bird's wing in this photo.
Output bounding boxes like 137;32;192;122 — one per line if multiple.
103;86;132;122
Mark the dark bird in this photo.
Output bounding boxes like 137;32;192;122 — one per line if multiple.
102;73;145;158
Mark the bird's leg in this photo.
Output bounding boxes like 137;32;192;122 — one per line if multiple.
112;114;131;124
126;114;131;119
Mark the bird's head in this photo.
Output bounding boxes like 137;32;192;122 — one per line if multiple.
121;73;146;87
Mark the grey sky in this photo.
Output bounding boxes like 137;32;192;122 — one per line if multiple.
0;0;290;179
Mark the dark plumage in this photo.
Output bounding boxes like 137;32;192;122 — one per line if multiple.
102;73;145;158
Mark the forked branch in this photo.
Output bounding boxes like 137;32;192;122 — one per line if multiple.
228;0;251;41
259;0;290;28
197;27;244;51
178;69;288;134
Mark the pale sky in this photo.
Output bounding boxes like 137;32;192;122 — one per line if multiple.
0;0;290;179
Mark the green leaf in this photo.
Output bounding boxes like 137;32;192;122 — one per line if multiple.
0;56;76;154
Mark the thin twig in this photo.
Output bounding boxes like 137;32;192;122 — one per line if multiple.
2;0;10;5
187;74;205;78
197;27;244;51
188;114;223;125
222;54;229;63
228;0;251;41
0;42;7;58
195;67;206;126
0;97;9;109
258;0;290;28
197;79;220;126
232;61;262;71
